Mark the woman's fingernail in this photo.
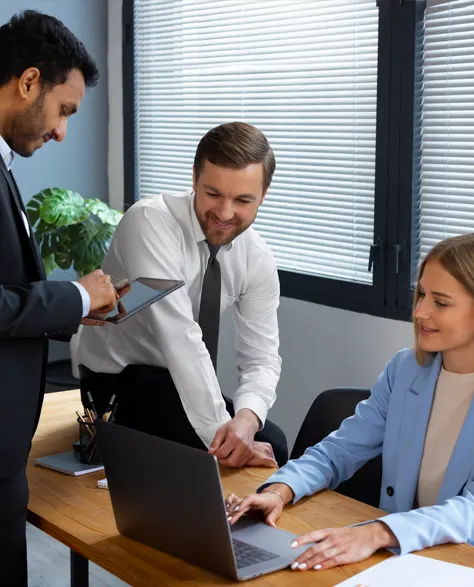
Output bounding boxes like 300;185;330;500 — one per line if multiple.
298;563;307;570
290;541;298;548
290;562;299;570
227;516;232;521
233;505;240;512
313;564;322;570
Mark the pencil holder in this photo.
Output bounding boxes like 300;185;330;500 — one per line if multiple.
78;417;93;446
77;417;102;465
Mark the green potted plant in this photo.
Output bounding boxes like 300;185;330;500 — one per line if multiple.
26;187;122;276
26;187;123;381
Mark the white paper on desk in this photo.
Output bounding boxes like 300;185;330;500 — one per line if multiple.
334;554;474;587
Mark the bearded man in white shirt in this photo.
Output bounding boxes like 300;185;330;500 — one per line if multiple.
78;121;288;467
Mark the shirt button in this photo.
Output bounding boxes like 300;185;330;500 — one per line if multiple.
386;486;394;497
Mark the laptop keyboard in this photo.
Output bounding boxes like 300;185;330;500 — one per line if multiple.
232;538;280;569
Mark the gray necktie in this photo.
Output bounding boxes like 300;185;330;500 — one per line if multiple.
198;242;221;371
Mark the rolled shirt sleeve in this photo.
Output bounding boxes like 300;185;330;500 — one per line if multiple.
232;243;281;428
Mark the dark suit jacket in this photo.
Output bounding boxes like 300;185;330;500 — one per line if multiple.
0;156;83;481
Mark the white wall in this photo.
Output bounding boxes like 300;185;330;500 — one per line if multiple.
218;298;413;451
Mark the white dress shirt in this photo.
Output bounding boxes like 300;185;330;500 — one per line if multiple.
78;190;281;447
0;134;90;317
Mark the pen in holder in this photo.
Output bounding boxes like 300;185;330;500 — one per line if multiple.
75;394;118;465
77;417;102;465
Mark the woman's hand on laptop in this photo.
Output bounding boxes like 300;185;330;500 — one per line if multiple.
286;523;399;572
225;483;294;527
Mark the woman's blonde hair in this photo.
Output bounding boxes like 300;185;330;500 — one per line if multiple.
414;234;474;365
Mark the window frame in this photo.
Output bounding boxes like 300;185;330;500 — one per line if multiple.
122;0;426;322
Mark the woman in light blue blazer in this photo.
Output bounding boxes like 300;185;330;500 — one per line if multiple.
227;234;474;572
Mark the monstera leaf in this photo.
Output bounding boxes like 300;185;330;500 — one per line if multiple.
69;220;116;276
28;188;89;228
26;187;123;277
42;254;58;276
40;189;89;226
52;229;74;270
85;199;122;226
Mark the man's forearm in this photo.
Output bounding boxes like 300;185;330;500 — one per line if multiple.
234;408;260;433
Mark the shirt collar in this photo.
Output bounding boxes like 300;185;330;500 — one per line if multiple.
0;134;14;171
190;191;207;244
189;191;233;251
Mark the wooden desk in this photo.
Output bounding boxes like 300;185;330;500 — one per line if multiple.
28;390;474;587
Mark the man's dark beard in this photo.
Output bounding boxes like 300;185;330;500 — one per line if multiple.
203;214;246;246
10;93;46;157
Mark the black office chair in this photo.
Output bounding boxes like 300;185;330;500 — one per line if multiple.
290;387;382;508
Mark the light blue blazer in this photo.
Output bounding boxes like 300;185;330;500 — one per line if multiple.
262;349;474;555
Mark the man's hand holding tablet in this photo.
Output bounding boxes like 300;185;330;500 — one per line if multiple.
82;277;184;325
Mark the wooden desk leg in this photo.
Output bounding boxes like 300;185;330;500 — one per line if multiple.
70;549;89;587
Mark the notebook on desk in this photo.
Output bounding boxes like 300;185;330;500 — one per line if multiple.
36;450;104;476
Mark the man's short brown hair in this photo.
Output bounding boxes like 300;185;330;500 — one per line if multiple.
194;122;276;192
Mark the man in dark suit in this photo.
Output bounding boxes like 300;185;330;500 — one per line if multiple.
0;10;119;585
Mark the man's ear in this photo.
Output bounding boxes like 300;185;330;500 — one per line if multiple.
18;68;41;100
260;187;269;204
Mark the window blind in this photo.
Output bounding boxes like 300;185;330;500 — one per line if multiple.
133;0;379;284
412;0;474;274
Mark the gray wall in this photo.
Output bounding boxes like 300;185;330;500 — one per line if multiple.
0;1;109;360
218;298;413;451
1;1;108;206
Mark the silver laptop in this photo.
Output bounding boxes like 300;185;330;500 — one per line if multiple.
96;421;309;580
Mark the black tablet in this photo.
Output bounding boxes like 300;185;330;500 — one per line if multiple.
103;277;184;324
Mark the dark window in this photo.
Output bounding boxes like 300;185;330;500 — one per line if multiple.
123;0;474;321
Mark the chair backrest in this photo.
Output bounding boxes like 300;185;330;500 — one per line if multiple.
290;387;382;508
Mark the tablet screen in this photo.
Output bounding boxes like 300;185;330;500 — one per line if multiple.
106;277;184;324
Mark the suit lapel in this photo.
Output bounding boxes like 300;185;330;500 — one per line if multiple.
437;395;474;503
8;170;46;279
0;157;45;280
395;353;442;511
0;154;21;213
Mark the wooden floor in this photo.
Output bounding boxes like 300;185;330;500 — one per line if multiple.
27;523;129;587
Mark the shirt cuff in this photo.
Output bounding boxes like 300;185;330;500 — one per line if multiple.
376;514;412;556
233;392;269;431
197;413;232;448
72;281;91;318
257;471;305;503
